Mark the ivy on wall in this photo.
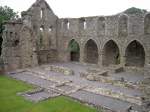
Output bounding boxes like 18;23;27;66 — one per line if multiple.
68;39;79;52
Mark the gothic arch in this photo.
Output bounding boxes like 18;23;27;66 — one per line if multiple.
125;40;145;67
68;39;80;62
102;40;120;66
84;39;98;64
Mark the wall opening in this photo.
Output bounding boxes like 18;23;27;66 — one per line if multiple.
10;32;13;37
68;39;80;62
84;39;98;64
49;26;52;32
63;19;70;30
118;15;128;36
125;40;145;67
12;39;19;47
144;14;150;34
0;36;2;56
79;18;86;30
40;26;44;32
102;40;120;66
0;32;4;56
40;9;44;19
67;22;70;30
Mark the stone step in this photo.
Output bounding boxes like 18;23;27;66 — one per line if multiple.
69;90;143;112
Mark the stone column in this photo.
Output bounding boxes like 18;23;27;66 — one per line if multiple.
98;50;103;67
120;55;126;67
79;46;84;64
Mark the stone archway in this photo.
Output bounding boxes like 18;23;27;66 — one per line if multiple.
102;40;120;66
84;39;98;64
125;40;145;67
68;39;80;62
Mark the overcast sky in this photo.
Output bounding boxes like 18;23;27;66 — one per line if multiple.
0;0;150;18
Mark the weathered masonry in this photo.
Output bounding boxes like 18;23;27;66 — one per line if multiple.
1;0;150;72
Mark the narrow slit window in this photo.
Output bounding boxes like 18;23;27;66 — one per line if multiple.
63;19;70;30
40;9;44;18
67;22;70;29
49;26;52;32
79;18;86;30
40;26;44;32
83;21;87;29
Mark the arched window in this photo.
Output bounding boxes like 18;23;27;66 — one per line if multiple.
63;19;70;30
40;9;44;18
48;26;52;32
79;18;87;30
118;14;128;36
40;26;44;32
10;32;13;37
67;22;70;30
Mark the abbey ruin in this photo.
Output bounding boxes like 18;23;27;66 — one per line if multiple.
2;0;150;71
1;0;150;111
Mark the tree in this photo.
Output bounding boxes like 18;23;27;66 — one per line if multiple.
0;6;18;55
124;7;147;14
68;40;80;52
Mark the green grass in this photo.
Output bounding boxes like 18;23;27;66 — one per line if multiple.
0;75;99;112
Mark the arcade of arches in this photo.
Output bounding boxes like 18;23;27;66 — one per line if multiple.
67;39;145;67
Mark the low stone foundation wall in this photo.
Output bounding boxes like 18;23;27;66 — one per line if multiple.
84;87;143;106
45;65;74;75
80;70;139;89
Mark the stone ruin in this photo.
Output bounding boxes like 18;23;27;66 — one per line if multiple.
1;0;150;111
1;0;150;71
0;0;149;70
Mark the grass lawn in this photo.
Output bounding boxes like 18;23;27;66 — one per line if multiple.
0;75;99;112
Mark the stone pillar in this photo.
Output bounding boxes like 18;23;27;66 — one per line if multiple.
98;50;103;67
32;48;38;67
120;55;126;67
144;55;150;77
79;46;84;64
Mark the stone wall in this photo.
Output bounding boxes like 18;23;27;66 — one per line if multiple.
57;12;150;70
1;0;150;72
1;21;23;71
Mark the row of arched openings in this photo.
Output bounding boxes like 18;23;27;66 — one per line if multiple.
68;39;145;67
